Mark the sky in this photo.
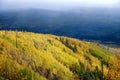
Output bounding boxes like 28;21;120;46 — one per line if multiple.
0;0;120;10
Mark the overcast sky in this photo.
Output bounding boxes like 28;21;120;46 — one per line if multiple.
0;0;120;10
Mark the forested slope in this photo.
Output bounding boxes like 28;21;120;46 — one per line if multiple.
0;31;118;80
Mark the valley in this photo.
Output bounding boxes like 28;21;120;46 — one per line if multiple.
0;7;120;80
0;8;120;45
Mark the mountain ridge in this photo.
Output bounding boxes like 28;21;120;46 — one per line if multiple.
0;8;120;43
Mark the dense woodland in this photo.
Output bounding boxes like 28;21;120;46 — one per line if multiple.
0;8;120;43
0;31;119;80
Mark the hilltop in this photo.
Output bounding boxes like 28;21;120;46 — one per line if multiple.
0;31;119;80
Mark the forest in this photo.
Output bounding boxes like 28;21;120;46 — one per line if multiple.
0;8;120;44
0;31;119;80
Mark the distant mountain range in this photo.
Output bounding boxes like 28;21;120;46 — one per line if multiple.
0;8;120;44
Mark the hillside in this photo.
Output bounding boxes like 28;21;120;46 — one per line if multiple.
0;31;119;80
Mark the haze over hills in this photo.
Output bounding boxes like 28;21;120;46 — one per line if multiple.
0;0;120;80
0;8;120;45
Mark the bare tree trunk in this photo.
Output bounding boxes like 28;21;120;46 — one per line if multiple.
16;30;18;48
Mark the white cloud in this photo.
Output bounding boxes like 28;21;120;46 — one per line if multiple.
0;0;120;10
